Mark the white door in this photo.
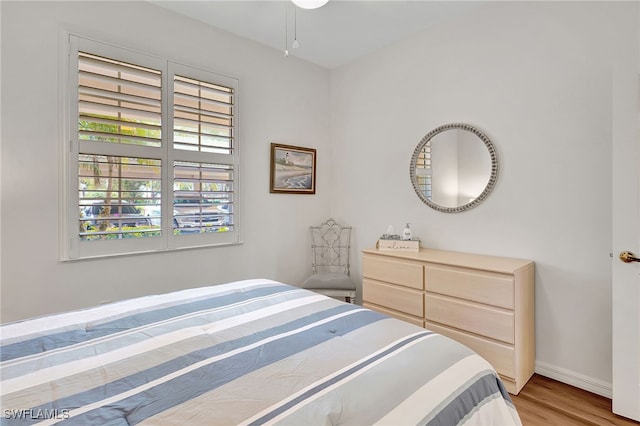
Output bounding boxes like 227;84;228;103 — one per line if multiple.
611;51;640;420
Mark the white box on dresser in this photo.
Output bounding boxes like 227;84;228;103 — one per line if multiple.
362;248;535;395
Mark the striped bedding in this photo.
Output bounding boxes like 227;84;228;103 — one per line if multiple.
1;279;521;425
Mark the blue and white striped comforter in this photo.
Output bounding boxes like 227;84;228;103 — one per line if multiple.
1;279;521;425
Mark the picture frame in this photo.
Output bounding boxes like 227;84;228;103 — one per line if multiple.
270;143;316;194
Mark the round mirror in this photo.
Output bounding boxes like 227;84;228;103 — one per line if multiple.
410;123;498;213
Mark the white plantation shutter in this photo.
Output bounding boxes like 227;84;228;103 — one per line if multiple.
78;154;162;239
169;62;238;248
66;35;239;259
173;161;234;234
173;75;234;154
78;52;162;147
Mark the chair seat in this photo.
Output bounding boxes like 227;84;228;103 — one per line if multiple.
302;272;355;290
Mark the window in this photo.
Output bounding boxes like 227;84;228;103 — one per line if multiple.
65;36;239;259
415;142;432;200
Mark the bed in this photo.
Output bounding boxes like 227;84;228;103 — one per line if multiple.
1;279;521;425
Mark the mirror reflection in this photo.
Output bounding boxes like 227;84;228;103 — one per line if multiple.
410;123;498;213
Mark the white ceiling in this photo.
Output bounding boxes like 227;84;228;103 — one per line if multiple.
151;1;481;69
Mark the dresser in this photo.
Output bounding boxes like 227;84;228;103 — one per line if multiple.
362;248;535;395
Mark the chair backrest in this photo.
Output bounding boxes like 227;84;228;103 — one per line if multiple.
310;218;351;276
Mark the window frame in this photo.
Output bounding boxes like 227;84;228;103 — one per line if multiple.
62;34;240;260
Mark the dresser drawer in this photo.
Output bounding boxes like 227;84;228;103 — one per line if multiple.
425;321;515;379
363;254;423;290
362;248;534;395
425;265;514;309
364;302;424;327
425;294;514;344
363;278;423;317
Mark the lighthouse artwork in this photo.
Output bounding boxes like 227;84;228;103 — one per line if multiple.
270;143;316;194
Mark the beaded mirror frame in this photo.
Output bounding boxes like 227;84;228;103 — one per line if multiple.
409;123;498;213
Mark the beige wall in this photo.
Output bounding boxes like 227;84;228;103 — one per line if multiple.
1;1;331;322
2;0;638;400
330;1;637;395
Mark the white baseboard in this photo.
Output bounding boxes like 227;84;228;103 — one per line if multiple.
535;361;612;399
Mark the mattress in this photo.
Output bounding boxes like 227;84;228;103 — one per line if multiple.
1;279;521;425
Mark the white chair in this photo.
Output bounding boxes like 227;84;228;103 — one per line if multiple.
301;218;356;303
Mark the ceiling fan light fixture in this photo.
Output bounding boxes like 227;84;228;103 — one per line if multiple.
291;0;329;10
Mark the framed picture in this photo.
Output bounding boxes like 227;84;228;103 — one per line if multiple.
270;143;316;194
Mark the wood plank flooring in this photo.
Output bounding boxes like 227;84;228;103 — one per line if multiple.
511;374;639;426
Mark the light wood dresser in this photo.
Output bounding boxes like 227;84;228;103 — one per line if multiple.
362;248;535;395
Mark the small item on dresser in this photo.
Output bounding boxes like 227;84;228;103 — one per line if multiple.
382;225;397;240
403;223;412;240
377;238;420;251
378;224;418;250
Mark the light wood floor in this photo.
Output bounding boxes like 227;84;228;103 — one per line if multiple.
511;374;639;426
